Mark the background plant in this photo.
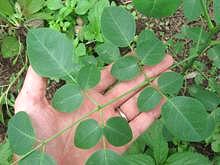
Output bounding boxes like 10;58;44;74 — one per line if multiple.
0;0;220;164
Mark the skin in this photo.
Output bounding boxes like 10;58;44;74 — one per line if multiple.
14;55;173;165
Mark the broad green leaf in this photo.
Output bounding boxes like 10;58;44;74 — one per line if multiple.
111;56;139;81
52;84;83;113
101;6;136;47
0;0;14;16
0;140;13;165
162;96;215;141
189;85;220;111
158;72;184;95
211;108;220;123
133;0;181;18
75;43;86;57
18;0;44;16
214;0;220;24
27;28;74;79
19;151;56;165
207;45;220;69
74;119;102;149
124;154;155;165
165;152;211;165
136;30;165;66
104;117;132;146
75;0;95;15
137;87;162;112
77;64;101;89
1;36;20;58
141;120;168;164
183;0;202;21
86;149;127;165
7;112;36;155
46;0;63;10
95;42;120;64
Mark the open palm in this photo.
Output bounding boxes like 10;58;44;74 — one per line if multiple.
15;55;173;165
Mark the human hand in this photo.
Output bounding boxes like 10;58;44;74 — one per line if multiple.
15;55;173;165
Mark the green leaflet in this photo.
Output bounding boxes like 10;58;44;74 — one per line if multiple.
141;120;168;164
77;64;101;89
46;0;63;10
165;152;211;165
95;42;120;64
207;45;220;69
101;6;136;47
214;0;220;24
74;119;102;149
162;96;215;141
133;0;181;18
104;117;132;146
136;30;165;66
0;140;13;165
52;84;83;113
137;87;162;112
86;149;127;165
27;28;74;79
7;112;36;155
111;56;139;81
1;36;20;58
189;85;220;111
18;0;44;16
18;151;56;165
0;0;14;17
124;154;155;165
183;0;202;21
158;72;184;95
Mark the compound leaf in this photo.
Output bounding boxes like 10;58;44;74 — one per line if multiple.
101;6;136;47
27;28;74;79
158;72;184;95
214;0;220;24
52;84;83;113
183;0;202;21
104;117;132;146
133;0;181;18
124;154;155;165
111;56;139;81
136;30;165;66
18;0;44;16
86;149;127;165
165;152;211;165
162;96;215;141
19;151;56;165
137;87;162;112
95;42;120;64
77;64;101;90
7;112;36;155
74;119;102;149
207;45;220;69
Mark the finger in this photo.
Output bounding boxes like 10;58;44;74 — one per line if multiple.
94;65;116;93
15;66;47;105
129;99;166;139
105;55;173;107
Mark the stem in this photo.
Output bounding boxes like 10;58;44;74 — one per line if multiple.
200;0;214;30
12;77;152;164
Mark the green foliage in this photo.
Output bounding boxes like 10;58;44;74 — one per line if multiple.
136;30;166;66
162;96;215;141
1;36;20;58
111;56;140;81
19;151;56;165
86;149;127;165
165;152;211;165
124;154;155;165
137;87;162;112
74;119;102;149
183;0;202;21
101;6;136;47
7;112;36;155
133;0;181;18
0;0;13;17
46;0;63;10
104;117;132;146
214;0;220;24
52;84;83;113
208;45;220;69
0;140;13;165
158;72;184;95
18;0;44;16
27;28;74;78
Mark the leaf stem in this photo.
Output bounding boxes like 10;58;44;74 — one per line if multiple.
200;0;214;30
